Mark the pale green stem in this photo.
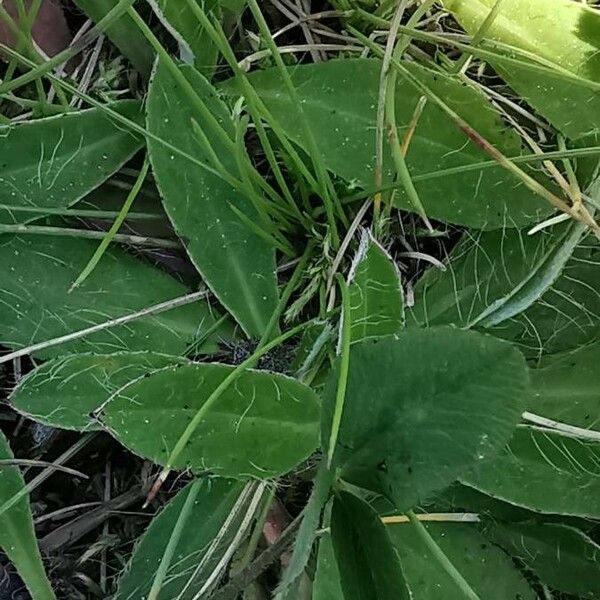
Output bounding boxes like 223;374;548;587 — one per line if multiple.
70;158;150;291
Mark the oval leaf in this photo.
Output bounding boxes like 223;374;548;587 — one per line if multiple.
10;351;188;432
322;327;528;509
224;58;551;229
463;426;600;518
0;102;142;224
147;59;279;338
99;362;320;478
0;235;220;358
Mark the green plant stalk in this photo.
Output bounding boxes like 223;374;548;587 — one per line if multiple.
450;0;506;74
246;0;344;248
406;511;481;600
185;0;320;229
147;479;203;600
0;0;139;95
0;203;160;220
189;117;278;221
231;117;288;230
232;119;297;224
257;240;316;347
382;3;431;230
0;223;179;249
183;0;307;215
374;0;434;229
228;203;296;256
126;5;285;211
327;274;352;468
148;318;318;502
70;158;150;292
190;116;286;237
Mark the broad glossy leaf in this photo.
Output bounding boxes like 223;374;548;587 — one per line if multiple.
0;431;56;600
528;343;600;431
463;426;600;518
409;220;586;329
154;0;220;75
442;0;600;139
390;522;536;599
100;362;320;478
0;235;219;358
322;327;528;510
331;492;410;600
0;102;142;224
147;59;278;337
72;0;153;76
348;234;404;343
115;477;246;600
491;237;600;359
10;352;188;432
485;521;600;599
224;59;551;229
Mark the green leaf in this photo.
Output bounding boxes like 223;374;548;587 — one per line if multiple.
348;233;404;343
114;477;246;600
331;492;410;600
491;236;600;359
147;59;279;338
389;522;536;599
485;521;600;599
10;352;188;432
442;0;600;138
463;426;600;518
72;0;154;76
0;431;56;600
153;0;221;76
322;327;528;510
99;362;320;478
223;58;551;229
314;533;343;600
528;342;600;431
0;102;143;224
0;235;219;358
409;220;586;330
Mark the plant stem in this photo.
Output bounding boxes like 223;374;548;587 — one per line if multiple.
147;480;203;600
70;158;150;291
406;511;481;600
327;274;352;467
0;223;179;249
246;0;344;248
